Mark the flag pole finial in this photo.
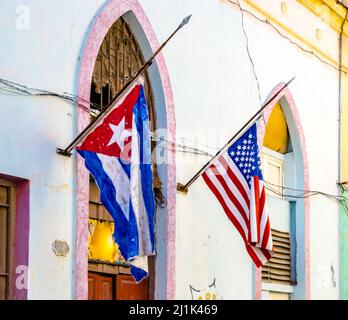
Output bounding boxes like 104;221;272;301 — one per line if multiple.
179;14;192;29
177;183;189;194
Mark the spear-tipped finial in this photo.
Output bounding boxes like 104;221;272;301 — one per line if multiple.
179;14;192;29
285;76;296;86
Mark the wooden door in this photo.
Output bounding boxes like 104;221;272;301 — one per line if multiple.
88;272;114;300
116;274;149;300
88;272;149;300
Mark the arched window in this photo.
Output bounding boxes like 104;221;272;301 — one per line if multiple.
87;16;157;300
90;17;155;127
261;102;297;300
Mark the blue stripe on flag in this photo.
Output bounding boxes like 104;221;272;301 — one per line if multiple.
117;156;131;178
76;149;139;260
130;265;148;283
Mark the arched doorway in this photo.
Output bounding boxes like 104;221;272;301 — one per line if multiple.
87;16;157;300
255;84;310;300
75;0;176;300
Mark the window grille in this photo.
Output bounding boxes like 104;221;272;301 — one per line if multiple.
90;17;155;131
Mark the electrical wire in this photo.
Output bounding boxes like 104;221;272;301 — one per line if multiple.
1;79;347;208
0;86;28;96
228;0;348;212
152;134;214;157
1;5;347;206
234;0;268;126
177;136;220;151
0;78;100;117
263;180;348;214
0;77;214;157
237;0;262;107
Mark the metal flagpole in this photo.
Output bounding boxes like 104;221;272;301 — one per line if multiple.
57;15;192;157
176;77;295;194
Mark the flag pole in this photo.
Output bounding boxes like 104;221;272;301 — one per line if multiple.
177;77;295;194
57;15;192;157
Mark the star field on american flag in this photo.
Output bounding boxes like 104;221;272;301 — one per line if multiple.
228;128;263;186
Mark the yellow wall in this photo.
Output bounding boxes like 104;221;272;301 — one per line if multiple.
341;34;348;182
243;0;348;72
339;29;348;299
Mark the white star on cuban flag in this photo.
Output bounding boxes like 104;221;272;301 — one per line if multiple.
107;119;132;150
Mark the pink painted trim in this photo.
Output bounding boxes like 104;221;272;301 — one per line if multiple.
255;83;310;300
75;0;175;300
0;173;29;300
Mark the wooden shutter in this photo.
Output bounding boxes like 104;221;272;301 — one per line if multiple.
0;179;16;300
262;229;292;285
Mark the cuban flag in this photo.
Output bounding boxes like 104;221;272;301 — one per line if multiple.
76;84;155;282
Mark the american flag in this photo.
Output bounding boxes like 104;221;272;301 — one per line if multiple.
202;123;273;267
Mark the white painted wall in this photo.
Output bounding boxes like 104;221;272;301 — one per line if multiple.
143;0;340;299
0;0;106;299
0;0;341;299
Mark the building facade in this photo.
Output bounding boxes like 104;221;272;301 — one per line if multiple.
0;0;347;300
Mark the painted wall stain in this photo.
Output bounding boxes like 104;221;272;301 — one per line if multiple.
190;279;220;300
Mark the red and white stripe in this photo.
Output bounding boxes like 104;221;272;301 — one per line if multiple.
202;153;273;267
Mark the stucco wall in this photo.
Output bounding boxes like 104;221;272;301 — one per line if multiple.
0;0;106;299
159;0;340;299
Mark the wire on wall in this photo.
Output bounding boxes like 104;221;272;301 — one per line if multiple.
1;4;347;208
152;134;215;157
236;0;262;108
1;77;347;209
235;0;269;126
227;0;347;75
0;77;216;157
0;78;100;117
264;180;348;214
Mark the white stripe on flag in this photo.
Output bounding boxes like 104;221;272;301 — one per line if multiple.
130;118;152;256
223;154;250;194
249;179;258;243
97;153;130;220
206;169;249;238
215;160;249;216
249;244;268;265
130;256;148;274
